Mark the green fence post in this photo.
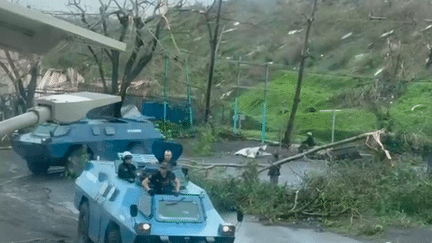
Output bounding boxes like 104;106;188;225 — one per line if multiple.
185;60;194;129
163;55;169;123
233;57;241;134
261;64;269;144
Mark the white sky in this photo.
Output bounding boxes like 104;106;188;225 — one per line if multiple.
15;0;215;12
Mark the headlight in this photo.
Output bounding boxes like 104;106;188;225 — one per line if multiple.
136;223;151;235
41;137;52;144
219;224;235;236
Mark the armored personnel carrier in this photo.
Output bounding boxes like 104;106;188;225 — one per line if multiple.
8;93;164;175
74;141;242;243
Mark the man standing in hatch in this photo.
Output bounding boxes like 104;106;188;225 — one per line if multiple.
142;161;180;196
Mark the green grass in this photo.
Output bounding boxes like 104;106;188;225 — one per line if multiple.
392;82;432;135
234;71;378;142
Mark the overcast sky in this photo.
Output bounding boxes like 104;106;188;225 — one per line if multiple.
15;0;214;12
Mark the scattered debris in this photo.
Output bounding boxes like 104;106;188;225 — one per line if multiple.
374;68;384;76
222;28;237;33
380;30;394;38
355;54;366;61
421;25;432;32
234;145;272;158
288;29;303;35
220;90;233;100
341;32;352;40
411;104;423;111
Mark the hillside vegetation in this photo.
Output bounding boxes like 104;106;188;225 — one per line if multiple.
156;0;432;148
40;0;432;147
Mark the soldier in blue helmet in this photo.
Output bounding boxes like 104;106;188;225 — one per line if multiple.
142;161;180;196
118;152;136;182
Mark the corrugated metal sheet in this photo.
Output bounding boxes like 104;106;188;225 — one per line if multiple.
35;68;84;97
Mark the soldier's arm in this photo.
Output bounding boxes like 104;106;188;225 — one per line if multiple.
142;177;151;191
174;178;180;192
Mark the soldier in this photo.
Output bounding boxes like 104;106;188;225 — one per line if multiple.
299;132;316;153
118;152;136;182
142;161;180;196
161;149;176;167
268;153;281;184
304;132;316;147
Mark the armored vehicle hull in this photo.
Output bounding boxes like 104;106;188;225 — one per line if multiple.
12;116;163;175
74;151;238;243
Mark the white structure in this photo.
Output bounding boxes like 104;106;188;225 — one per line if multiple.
0;0;126;54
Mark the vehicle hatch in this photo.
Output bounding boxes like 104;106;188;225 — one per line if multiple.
155;196;204;223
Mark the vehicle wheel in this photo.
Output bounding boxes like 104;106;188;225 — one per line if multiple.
78;201;91;243
66;146;90;178
26;160;49;175
106;225;122;243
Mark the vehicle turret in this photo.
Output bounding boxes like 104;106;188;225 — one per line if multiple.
8;93;164;175
0;92;121;138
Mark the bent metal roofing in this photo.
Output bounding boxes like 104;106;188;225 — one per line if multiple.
0;0;126;55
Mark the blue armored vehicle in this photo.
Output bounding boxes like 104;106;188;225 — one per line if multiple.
74;141;242;243
10;96;164;175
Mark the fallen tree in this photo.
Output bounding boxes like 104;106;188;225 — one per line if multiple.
259;130;390;173
179;130;391;174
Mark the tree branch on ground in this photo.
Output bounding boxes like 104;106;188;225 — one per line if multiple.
260;130;389;173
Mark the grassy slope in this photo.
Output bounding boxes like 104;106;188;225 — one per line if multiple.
237;71;377;141
211;0;432;144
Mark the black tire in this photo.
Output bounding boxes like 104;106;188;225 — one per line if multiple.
26;160;49;175
78;201;91;243
106;224;122;243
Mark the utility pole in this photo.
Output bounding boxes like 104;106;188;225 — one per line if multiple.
204;0;223;123
282;0;318;146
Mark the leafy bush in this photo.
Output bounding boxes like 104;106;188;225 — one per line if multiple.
190;153;432;233
192;125;217;156
189;162;303;223
308;158;432;231
154;120;192;139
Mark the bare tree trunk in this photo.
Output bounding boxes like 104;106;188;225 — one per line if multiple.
111;50;120;95
282;0;318;146
204;0;223;123
88;47;108;93
26;62;39;109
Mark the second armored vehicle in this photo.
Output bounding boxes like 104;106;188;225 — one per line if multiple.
11;99;164;175
74;141;242;243
12;115;163;175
